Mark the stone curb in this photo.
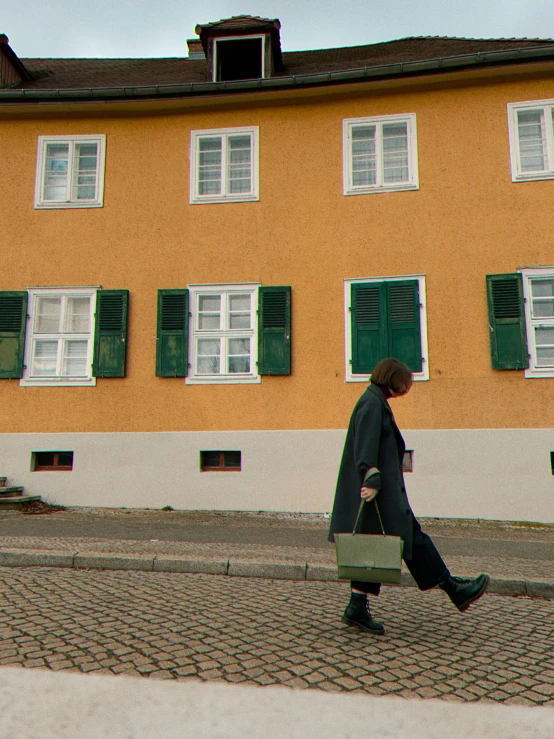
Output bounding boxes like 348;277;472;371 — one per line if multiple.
0;549;552;599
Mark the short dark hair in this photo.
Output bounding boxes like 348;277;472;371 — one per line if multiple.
370;358;413;395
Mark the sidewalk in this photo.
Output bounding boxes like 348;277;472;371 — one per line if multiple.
0;507;552;598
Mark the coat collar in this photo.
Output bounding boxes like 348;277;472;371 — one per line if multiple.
367;383;393;414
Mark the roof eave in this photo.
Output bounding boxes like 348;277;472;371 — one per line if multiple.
3;45;554;104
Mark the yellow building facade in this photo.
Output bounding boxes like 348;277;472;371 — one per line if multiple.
1;19;554;520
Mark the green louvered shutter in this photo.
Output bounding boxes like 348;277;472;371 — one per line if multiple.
351;282;387;374
486;274;528;370
156;289;189;377
0;292;28;379
258;286;291;375
93;290;129;378
387;280;422;372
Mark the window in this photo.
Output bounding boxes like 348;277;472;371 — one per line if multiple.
32;451;73;471
508;100;554;181
200;451;241;471
522;268;554;377
35;135;106;208
187;284;260;384
190;127;259;204
343;114;418;195
402;451;414;473
213;36;264;81
21;288;96;386
345;275;428;382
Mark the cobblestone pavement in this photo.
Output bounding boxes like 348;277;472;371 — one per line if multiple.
1;567;553;706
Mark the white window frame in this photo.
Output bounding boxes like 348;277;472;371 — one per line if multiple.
344;274;429;382
35;135;106;209
20;287;97;387
508;100;554;182
186;283;261;385
212;35;266;82
343;113;419;195
189;127;259;205
520;267;554;378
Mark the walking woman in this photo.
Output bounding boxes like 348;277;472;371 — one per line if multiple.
328;358;489;635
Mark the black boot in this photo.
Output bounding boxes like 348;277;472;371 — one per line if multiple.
439;573;490;612
341;592;385;635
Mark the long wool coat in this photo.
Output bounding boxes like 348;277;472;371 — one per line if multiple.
328;383;414;560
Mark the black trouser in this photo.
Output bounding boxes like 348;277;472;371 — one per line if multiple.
351;513;450;596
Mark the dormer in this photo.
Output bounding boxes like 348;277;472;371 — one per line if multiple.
195;15;283;82
0;35;33;88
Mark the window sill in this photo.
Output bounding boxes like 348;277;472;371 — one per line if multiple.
20;378;97;387
190;194;259;205
34;201;103;209
524;369;554;378
512;173;554;183
185;375;261;385
344;184;419;196
346;373;429;383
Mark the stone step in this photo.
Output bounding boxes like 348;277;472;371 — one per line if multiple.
0;477;6;487
0;487;24;498
0;495;41;510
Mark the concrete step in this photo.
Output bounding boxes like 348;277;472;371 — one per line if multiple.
0;487;24;498
0;495;41;510
0;477;6;487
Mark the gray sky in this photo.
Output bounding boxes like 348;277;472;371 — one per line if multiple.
4;0;554;58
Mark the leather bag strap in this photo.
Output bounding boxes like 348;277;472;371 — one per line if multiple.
352;498;386;536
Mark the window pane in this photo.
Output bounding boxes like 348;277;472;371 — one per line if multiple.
35;297;61;333
517;110;547;172
65;297;91;333
223;451;241;468
382;122;409;183
531;279;554;298
57;452;74;467
351;126;376;186
32;340;58;376
229;294;251;329
229;295;250;312
36;452;55;467
532;299;554;318
228;135;252;194
228;337;250;373
197;338;220;374
201;451;221;468
62;340;88;376
71;143;98;200
43;143;69;201
198;138;222;195
198;295;221;330
535;327;554;366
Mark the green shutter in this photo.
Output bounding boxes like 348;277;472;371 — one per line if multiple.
351;282;387;374
486;274;528;370
156;289;189;377
258;286;291;375
93;290;129;378
0;291;28;379
387;280;422;372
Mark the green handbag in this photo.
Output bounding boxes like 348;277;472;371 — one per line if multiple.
334;499;404;584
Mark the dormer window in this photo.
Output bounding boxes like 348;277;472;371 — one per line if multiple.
213;36;264;81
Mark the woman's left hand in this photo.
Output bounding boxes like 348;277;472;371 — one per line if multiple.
360;486;378;501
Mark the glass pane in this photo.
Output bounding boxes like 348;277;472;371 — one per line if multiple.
382;122;409;183
229;314;251;329
229;294;251;329
201;451;221;468
198;314;220;329
531;279;554;297
351;126;376;186
228;136;252;194
57;452;73;466
35;297;61;333
72;143;98;200
32;340;58;376
229;338;250;355
43;143;69;201
198;295;221;330
197;338;220;374
62;340;88;376
229;295;250;312
198;138;222;195
535;326;554;344
199;296;221;312
36;452;55;467
228;337;250;373
65;297;91;333
536;347;554;366
228;356;250;373
532;299;554;318
223;451;241;468
517;109;547;172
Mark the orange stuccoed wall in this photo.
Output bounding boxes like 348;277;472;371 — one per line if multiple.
2;68;554;435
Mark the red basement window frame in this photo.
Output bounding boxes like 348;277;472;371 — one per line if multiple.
200;451;241;472
32;451;74;471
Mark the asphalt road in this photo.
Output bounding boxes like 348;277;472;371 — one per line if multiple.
0;516;553;561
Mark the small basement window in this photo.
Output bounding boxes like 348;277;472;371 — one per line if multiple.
550;451;554;474
214;37;264;81
201;450;241;471
402;450;414;473
32;451;74;471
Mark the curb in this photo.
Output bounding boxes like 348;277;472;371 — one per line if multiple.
0;548;552;599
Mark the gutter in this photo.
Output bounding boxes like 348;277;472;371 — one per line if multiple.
2;45;554;103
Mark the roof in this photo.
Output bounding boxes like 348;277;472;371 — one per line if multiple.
3;35;554;102
195;15;281;33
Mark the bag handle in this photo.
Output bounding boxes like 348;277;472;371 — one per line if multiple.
352;498;386;536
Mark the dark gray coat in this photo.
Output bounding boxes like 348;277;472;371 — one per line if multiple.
328;384;414;559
